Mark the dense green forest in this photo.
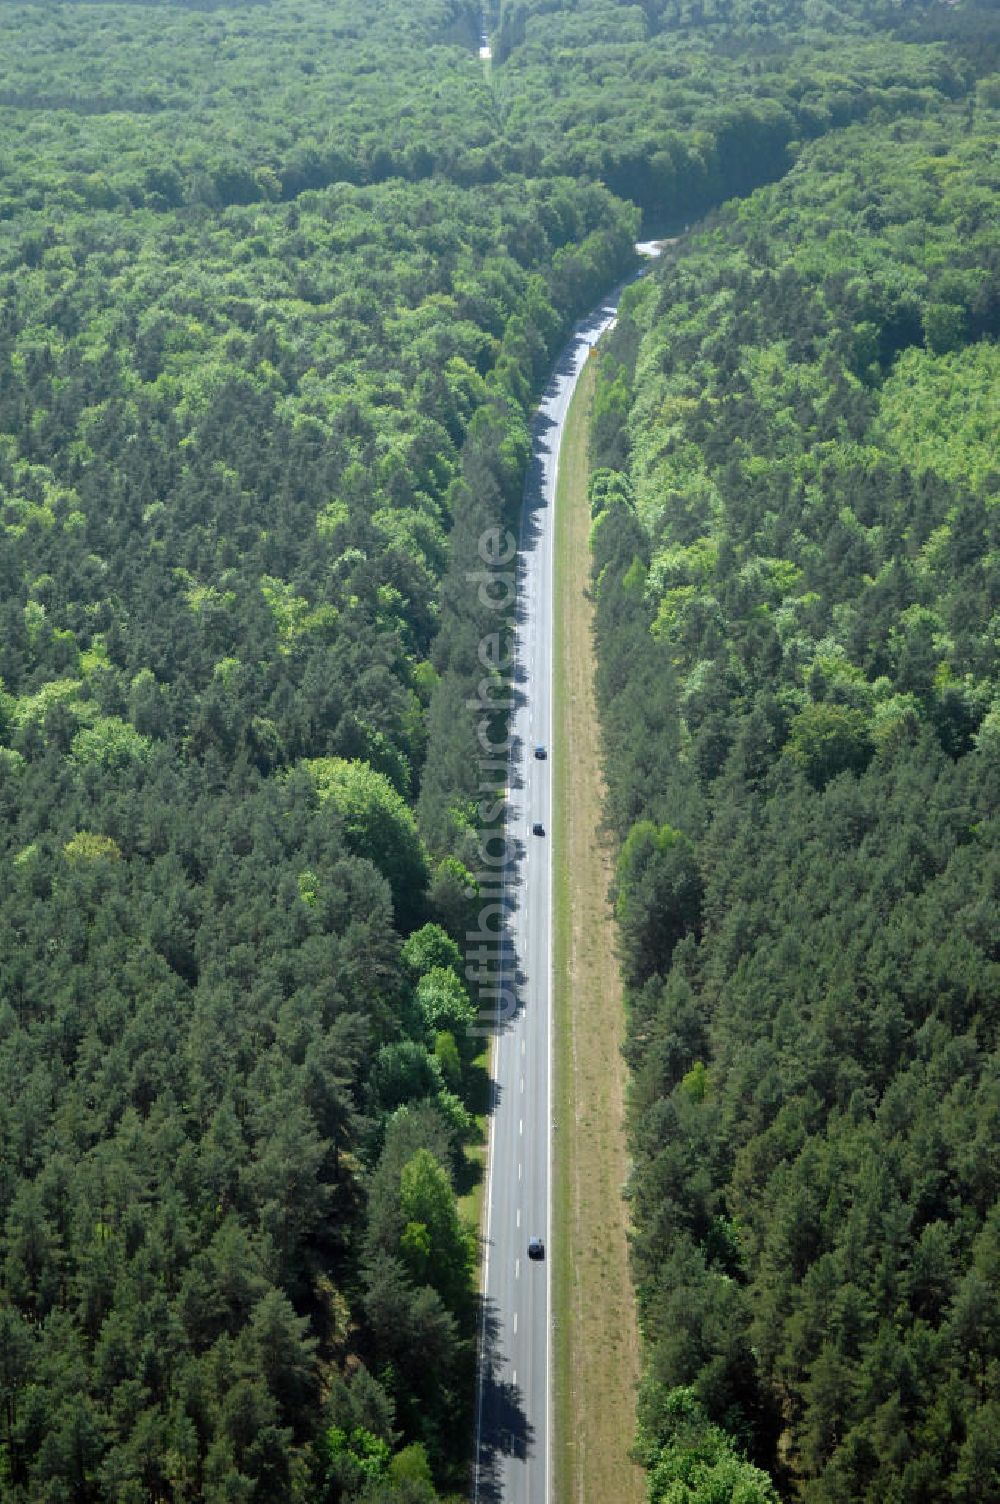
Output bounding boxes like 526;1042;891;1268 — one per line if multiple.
0;1;641;1497
0;0;997;1497
592;74;1000;1504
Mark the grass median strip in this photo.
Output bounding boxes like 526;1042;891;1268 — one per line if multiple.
552;351;644;1504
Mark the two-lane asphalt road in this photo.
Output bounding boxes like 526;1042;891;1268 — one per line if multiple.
473;288;623;1504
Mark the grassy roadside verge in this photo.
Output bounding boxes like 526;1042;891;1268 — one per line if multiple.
457;1044;490;1245
552;352;645;1504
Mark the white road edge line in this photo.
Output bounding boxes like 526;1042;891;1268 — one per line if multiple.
546;329;557;1504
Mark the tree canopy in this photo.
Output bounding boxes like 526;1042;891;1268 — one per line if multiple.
0;0;997;1495
591;67;1000;1504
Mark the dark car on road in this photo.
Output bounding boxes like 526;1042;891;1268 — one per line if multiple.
527;1237;545;1261
534;744;547;759
532;822;545;836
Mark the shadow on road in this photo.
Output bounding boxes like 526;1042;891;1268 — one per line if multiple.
475;1297;535;1502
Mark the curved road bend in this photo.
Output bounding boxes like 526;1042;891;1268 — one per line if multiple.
472;286;624;1504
